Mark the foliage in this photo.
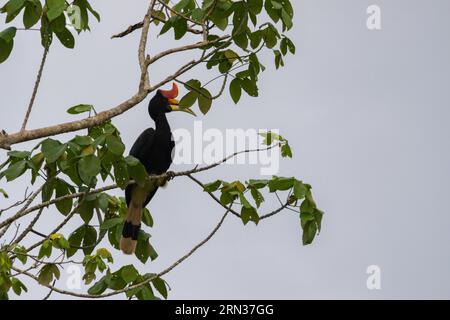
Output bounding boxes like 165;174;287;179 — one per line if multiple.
0;0;323;300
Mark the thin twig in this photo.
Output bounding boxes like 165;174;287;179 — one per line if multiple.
0;185;44;230
21;29;50;131
12;208;44;245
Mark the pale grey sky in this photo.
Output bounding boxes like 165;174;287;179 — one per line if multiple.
1;0;450;299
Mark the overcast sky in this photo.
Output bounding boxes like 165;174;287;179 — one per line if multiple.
1;0;450;299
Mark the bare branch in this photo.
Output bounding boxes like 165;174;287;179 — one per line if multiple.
12;208;44;245
0;185;44;230
21;31;50;131
146;35;230;66
139;0;157;89
111;21;144;39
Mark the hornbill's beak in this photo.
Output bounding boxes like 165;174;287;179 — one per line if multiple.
161;83;196;116
169;98;196;116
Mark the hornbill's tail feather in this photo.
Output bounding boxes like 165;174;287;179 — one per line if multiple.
120;200;142;254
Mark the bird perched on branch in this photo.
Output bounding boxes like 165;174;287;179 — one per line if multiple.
121;83;196;254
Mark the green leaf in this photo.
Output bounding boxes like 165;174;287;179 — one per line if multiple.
203;180;222;192
191;8;203;21
286;37;296;54
198;88;212;115
55;179;73;215
96;248;113;262
250;187;264;208
314;209;324;233
46;0;66;22
229;78;242;104
281;143;292;158
212;16;228;31
137;285;155;300
281;8;293;30
88;276;108;295
85;1;100;22
113;160;129;189
105;134;125;156
135;238;158;264
241;78;258;97
179;91;198;108
11;278;27;296
173;0;190;12
38;239;53;259
127;161;149;188
7;150;30;159
41;138;67;163
152;277;168;299
239;193;252;209
184;79;201;91
74;135;93;146
247;179;269;189
0;27;17;42
67;225;85;257
302;220;317;245
173;17;187;39
2;0;26;16
3;160;27;181
274;49;284;69
241;206;259;225
54;27;75;49
280;38;288;56
23;1;42;29
100;217;123;230
248;0;263;15
121;265;138;283
78;154;101;185
13;246;27;264
293;180;307;199
0;38;14;63
67;104;93;114
234;32;248;50
3;0;26;23
300;194;316;214
82;225;97;255
268;176;295;192
0;188;8;198
142;208;154;227
249;30;262;49
160;18;173;35
263;27;277;48
41;179;55;202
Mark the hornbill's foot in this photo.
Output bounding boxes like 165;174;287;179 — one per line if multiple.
166;171;176;181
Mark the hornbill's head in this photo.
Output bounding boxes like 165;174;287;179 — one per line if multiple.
148;82;196;120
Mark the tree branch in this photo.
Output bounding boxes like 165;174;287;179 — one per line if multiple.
11;206;230;299
21;30;50;131
138;0;157;89
145;35;230;66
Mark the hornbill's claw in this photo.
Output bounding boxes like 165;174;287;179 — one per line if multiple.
166;171;175;181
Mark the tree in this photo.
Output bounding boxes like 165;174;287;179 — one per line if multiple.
0;0;323;299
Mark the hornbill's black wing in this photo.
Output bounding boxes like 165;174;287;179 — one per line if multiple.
125;128;155;206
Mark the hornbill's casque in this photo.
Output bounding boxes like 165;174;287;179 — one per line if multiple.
120;83;196;254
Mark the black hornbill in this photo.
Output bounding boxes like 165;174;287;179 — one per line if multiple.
120;83;196;254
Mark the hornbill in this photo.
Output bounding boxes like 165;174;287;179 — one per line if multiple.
120;83;196;254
